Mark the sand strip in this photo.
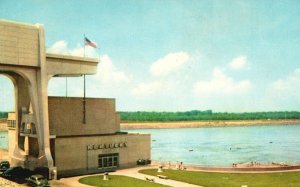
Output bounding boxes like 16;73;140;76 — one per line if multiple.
121;120;300;129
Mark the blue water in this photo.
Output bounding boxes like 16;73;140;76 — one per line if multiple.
0;131;8;150
127;125;300;166
1;125;300;166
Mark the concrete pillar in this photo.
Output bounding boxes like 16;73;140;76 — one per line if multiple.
36;24;54;169
24;136;29;155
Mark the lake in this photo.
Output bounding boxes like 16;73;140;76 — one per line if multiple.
127;124;300;166
0;131;8;150
1;125;300;166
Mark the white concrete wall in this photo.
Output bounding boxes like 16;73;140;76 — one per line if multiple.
0;19;39;67
55;133;151;177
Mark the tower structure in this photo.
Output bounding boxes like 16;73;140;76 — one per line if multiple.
0;19;99;176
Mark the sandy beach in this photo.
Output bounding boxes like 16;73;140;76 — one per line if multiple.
151;160;300;172
0;122;7;132
121;120;300;129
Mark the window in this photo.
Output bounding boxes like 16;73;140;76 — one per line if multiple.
7;120;16;129
98;153;119;169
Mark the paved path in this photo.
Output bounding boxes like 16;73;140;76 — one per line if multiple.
50;166;202;187
113;166;201;187
51;176;90;187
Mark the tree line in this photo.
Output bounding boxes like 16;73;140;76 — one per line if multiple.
1;110;300;122
120;110;300;122
0;111;8;119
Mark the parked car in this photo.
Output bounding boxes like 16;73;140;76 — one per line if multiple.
26;174;51;187
1;166;33;183
136;159;151;165
33;167;49;180
0;160;10;172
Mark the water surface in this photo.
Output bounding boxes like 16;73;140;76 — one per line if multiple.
0;131;8;150
127;125;300;166
1;125;300;166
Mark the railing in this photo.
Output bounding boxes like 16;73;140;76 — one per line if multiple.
20;128;30;134
20;128;56;137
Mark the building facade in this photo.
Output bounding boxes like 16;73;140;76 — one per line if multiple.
0;19;150;178
48;97;151;177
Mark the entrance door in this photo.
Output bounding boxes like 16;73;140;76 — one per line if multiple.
98;153;119;170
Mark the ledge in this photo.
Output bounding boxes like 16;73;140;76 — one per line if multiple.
46;53;99;64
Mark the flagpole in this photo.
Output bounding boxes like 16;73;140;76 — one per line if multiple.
83;34;86;124
82;35;98;124
83;74;86;124
65;77;68;97
83;34;86;57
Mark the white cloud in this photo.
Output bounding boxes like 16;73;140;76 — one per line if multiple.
271;68;300;94
131;81;166;96
193;68;252;95
150;52;189;77
93;55;131;84
47;40;68;54
131;51;190;97
47;41;131;98
47;40;99;58
229;55;247;70
262;68;300;110
47;41;130;85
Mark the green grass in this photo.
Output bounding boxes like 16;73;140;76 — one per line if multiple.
79;175;169;187
139;169;300;187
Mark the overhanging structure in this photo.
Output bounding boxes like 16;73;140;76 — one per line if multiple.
0;19;150;179
0;19;98;175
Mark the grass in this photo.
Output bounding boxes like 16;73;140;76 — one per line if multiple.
79;175;169;187
139;169;300;187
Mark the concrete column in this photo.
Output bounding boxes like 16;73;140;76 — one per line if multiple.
36;24;54;169
10;74;30;166
24;136;29;155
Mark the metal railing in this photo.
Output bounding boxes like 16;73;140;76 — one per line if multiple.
20;128;56;136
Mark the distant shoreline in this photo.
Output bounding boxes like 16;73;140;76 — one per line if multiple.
121;120;300;129
2;120;300;131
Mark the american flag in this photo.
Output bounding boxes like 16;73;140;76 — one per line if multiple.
84;37;97;48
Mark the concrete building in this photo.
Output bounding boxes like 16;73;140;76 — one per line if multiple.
48;97;150;177
0;19;150;178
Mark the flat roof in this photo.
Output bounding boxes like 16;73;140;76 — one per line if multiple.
46;53;99;64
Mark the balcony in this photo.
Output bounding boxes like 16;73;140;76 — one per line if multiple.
20;128;56;139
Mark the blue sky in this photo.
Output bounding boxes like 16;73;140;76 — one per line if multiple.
1;0;300;112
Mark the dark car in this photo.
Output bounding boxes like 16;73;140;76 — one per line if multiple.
33;167;49;180
136;159;151;165
26;174;51;187
0;160;10;172
137;159;146;165
1;166;33;183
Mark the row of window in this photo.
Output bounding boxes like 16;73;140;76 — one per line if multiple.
7;120;16;128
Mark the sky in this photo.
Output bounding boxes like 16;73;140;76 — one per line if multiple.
0;0;300;112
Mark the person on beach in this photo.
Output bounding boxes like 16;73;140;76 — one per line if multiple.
175;161;179;169
180;162;183;170
168;161;171;169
